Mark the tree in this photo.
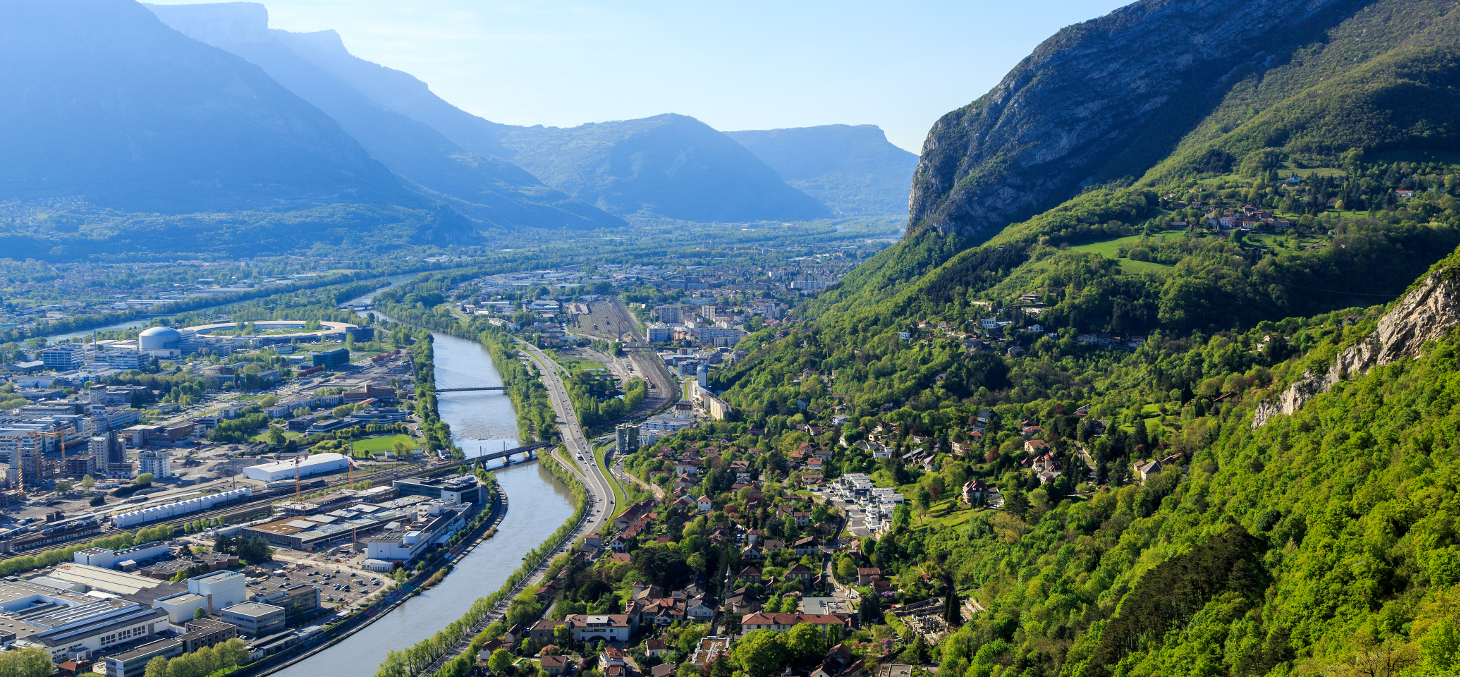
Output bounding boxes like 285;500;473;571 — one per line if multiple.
135;473;154;486
55;481;72;493
785;623;826;663
836;557;857;581
942;577;963;628
858;594;882;626
194;607;207;620
144;656;169;677
733;630;788;677
80;475;95;490
554;623;572;646
488;648;513;675
0;646;53;677
237;535;273;564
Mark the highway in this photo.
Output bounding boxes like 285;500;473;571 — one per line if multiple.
515;340;616;539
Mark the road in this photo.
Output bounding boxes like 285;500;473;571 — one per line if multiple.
515;340;615;536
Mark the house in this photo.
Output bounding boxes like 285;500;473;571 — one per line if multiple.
530;620;566;644
856;568;881;585
740;612;852;632
726;587;762;614
1024;439;1050;454
645;639;669;657
697;496;713;512
962;480;990;505
786;563;816;581
564;614;635;642
652;665;677;677
686;597;716;620
793;537;819;555
738;566;762;582
763;539;785;552
1134;459;1161;482
540;656;571;676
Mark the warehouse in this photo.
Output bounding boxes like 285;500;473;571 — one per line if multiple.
110;488;252;528
241;453;348;483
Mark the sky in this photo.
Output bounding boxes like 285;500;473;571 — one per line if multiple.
146;0;1131;153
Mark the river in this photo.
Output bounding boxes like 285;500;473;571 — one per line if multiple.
271;327;574;677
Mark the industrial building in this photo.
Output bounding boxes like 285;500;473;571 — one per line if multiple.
241;453;348;483
151;571;247;623
0;579;172;664
72;543;171;570
364;501;471;563
240;497;422;552
103;619;235;677
220;602;285;637
311;348;350;370
392;475;484;505
616;424;639;455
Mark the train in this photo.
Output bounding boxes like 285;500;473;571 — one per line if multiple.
0;516;104;553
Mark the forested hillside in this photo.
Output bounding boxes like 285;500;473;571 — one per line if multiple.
709;1;1460;674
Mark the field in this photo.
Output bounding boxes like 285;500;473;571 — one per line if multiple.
1067;234;1176;274
352;434;418;454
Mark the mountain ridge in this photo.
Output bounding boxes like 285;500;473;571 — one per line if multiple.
0;0;411;214
726;124;918;217
146;1;625;230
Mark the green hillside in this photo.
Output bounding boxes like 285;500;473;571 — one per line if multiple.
710;1;1460;674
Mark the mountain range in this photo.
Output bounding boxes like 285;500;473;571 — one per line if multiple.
0;0;918;239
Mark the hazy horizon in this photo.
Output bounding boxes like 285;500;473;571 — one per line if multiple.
143;0;1130;152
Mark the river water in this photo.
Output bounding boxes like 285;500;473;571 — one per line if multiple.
271;328;574;677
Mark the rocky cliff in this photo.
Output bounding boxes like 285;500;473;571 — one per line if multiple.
1253;261;1460;427
906;0;1359;240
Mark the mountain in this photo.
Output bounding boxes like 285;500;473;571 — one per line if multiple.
904;0;1437;241
725;125;918;217
0;0;411;214
709;2;1460;672
495;115;833;222
146;2;623;230
150;3;829;224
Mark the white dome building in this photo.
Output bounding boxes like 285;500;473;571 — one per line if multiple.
138;327;182;351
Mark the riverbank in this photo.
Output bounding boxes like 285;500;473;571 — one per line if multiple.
419;452;591;677
240;478;510;677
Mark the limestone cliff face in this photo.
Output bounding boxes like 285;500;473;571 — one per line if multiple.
906;0;1355;239
1253;266;1460;427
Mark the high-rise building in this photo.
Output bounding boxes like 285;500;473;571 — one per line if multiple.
40;345;86;370
616;424;639;455
90;430;130;477
137;450;170;479
655;305;683;324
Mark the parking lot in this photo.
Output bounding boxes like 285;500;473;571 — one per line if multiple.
245;552;392;612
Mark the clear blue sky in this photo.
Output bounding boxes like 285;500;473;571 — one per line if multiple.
147;0;1130;152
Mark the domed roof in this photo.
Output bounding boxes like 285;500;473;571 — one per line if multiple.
139;327;181;337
